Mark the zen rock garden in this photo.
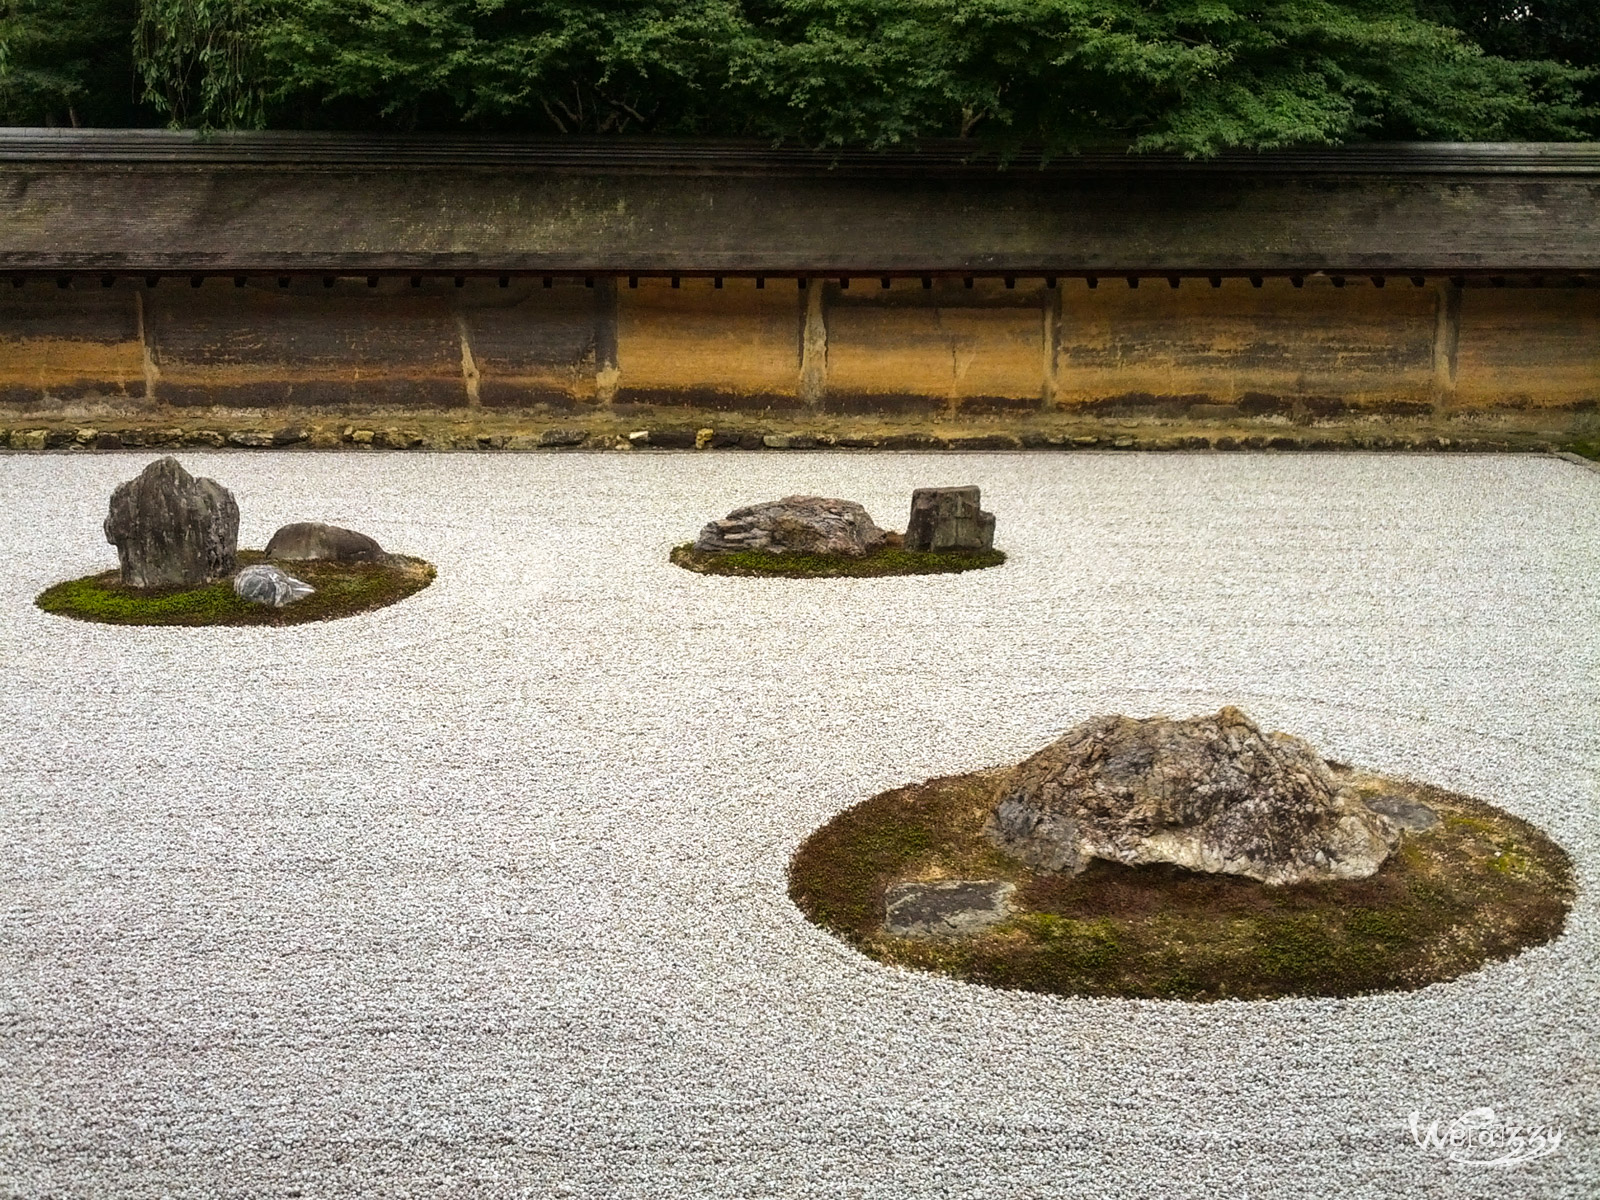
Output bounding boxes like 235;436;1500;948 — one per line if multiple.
791;705;1572;1000
672;486;1005;577
36;457;434;626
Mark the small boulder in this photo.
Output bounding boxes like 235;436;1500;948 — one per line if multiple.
104;457;239;589
695;496;887;557
233;564;314;608
884;880;1016;939
986;706;1402;886
905;486;996;552
265;521;386;563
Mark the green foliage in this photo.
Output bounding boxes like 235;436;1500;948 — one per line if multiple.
671;543;1007;578
0;0;148;125
4;1;1596;149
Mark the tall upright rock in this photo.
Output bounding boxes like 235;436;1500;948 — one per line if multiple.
103;457;239;589
905;486;995;552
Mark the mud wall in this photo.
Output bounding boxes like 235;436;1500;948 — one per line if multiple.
1;274;1595;427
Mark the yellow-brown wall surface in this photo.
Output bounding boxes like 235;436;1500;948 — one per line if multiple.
1;275;1596;427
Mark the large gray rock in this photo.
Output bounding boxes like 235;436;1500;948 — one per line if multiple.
103;457;239;589
905;486;996;551
884;880;1016;939
986;706;1402;886
265;521;386;563
233;564;314;608
695;496;887;557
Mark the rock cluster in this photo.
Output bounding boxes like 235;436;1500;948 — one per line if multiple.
266;522;386;563
905;486;996;552
986;706;1404;885
103;457;239;589
233;564;315;608
694;496;887;557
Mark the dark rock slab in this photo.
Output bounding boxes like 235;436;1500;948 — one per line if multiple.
1364;794;1440;832
884;880;1016;939
265;521;386;563
905;486;996;552
103;457;238;589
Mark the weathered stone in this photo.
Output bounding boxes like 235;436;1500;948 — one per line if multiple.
226;430;274;448
233;564;314;608
1364;793;1440;832
10;429;47;451
695;496;887;557
986;706;1402;886
539;428;587;448
265;522;386;563
904;486;996;552
103;457;239;589
884;880;1016;939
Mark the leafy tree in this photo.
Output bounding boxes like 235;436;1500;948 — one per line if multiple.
0;0;148;125
4;0;1596;150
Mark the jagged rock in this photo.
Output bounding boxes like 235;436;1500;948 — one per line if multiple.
986;706;1402;886
905;486;996;551
233;564;314;608
103;457;239;589
884;880;1016;939
265;522;386;563
695;496;887;556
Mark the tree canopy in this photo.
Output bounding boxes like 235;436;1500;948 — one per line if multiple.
1;0;1595;153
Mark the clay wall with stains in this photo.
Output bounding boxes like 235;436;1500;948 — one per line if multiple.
0;274;1595;423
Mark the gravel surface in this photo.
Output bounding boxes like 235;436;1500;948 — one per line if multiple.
2;451;1595;1199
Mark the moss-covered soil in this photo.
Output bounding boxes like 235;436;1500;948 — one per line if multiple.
671;543;1006;578
36;550;435;626
789;766;1574;1002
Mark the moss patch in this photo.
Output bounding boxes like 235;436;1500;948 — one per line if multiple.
671;542;1005;578
789;767;1573;1001
36;550;435;626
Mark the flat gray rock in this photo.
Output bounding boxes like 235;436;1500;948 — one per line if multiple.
103;457;239;589
233;564;314;608
1364;793;1440;832
265;521;386;563
884;880;1016;939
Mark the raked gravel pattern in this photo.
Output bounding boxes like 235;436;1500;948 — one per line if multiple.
1;451;1596;1200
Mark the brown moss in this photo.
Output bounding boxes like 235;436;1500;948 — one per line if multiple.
788;767;1574;1002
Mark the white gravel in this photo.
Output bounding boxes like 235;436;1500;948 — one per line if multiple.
1;450;1595;1199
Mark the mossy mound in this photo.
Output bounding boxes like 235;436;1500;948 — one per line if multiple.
671;543;1006;578
36;550;435;626
789;766;1573;1002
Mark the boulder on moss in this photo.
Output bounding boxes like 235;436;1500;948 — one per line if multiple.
103;457;238;589
986;706;1402;885
265;521;386;563
694;496;887;557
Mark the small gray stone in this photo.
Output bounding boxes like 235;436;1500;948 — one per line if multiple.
1364;794;1440;832
103;457;239;589
232;564;314;608
884;880;1016;939
265;522;386;563
904;486;996;552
